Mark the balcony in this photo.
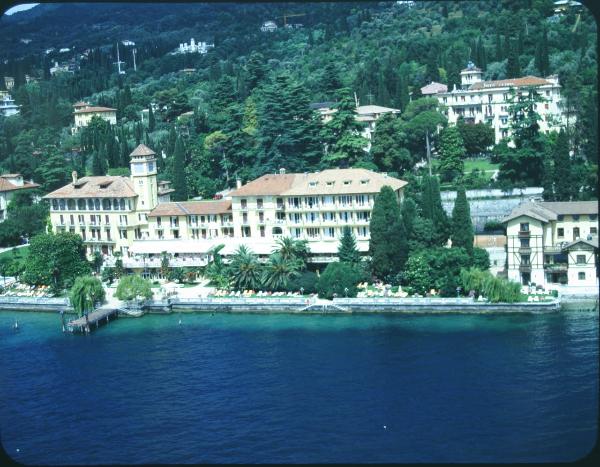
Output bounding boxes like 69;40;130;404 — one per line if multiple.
518;247;532;254
544;263;568;271
518;264;532;272
518;230;530;237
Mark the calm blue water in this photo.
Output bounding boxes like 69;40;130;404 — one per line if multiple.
0;309;598;464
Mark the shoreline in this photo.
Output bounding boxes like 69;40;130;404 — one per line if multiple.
2;295;596;316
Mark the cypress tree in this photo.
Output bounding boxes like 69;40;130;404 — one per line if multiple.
552;130;572;201
401;197;417;247
506;39;521;79
368;186;408;279
495;33;503;62
451;186;473;253
541;157;555;201
148;106;155;132
540;28;549;76
92;149;106;176
421;175;451;246
438;126;466;182
338;226;361;263
172;137;188;201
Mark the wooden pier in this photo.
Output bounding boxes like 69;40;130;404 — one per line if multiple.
66;307;119;334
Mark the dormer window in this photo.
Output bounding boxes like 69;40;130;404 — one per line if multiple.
360;179;369;185
309;181;318;187
326;181;334;186
99;181;112;189
343;180;351;185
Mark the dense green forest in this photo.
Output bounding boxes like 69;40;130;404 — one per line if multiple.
0;0;597;206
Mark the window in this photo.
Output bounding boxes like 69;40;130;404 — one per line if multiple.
105;215;109;225
520;238;530;247
590;214;597;221
260;226;265;237
578;272;586;280
257;198;263;208
307;227;320;238
276;198;284;208
573;215;579;221
240;199;247;209
573;227;580;239
521;254;530;265
557;228;564;237
170;216;179;228
324;227;335;238
591;227;597;235
119;229;127;240
172;230;180;239
520;222;529;232
242;213;248;224
157;217;162;227
576;255;586;264
258;212;264;223
557;215;564;221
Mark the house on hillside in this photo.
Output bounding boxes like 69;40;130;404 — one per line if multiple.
261;21;278;32
71;102;117;134
0;91;20;117
0;174;40;222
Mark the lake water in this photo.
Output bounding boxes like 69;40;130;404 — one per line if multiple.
0;308;597;464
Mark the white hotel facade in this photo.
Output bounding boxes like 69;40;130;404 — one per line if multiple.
45;144;407;273
428;62;569;144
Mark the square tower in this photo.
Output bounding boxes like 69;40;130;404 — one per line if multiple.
129;144;158;212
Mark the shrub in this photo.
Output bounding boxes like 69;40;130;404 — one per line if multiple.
286;271;319;294
316;262;362;299
460;267;523;303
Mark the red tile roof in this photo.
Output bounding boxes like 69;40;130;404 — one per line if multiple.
469;76;552;90
73;106;116;114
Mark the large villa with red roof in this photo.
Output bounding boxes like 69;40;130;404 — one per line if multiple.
425;62;569;144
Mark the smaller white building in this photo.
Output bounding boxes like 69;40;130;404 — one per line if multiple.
261;21;278;32
122;40;135;46
177;38;214;54
0;91;19;117
503;201;598;289
0;174;40;222
50;61;72;76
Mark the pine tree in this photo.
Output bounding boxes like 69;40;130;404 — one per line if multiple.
451;186;473;253
172;137;188;201
338;226;361;263
552;130;573;201
371;113;413;175
438;126;466;182
369;186;408;279
321;88;368;167
541;156;555;201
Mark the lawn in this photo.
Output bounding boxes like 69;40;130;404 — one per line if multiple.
463;158;499;173
0;245;29;261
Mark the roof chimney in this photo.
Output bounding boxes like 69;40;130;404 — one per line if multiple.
279;168;286;175
72;170;78;184
236;179;242;189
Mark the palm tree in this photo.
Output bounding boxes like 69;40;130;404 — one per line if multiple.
274;236;310;266
69;276;106;318
229;245;262;290
262;253;302;291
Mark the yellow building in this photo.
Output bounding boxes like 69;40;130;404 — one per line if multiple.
503;201;598;288
44;144;162;257
72;101;117;133
124;168;407;271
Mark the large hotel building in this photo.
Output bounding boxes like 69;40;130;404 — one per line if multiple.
44;144;407;273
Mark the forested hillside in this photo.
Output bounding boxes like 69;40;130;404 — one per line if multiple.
0;0;596;207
